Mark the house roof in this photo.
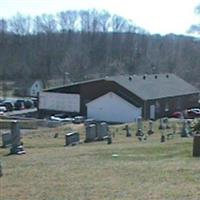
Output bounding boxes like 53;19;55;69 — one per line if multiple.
106;73;199;100
46;73;199;100
16;79;44;88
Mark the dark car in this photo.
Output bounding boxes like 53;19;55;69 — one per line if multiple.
14;99;25;110
24;99;34;109
0;101;14;111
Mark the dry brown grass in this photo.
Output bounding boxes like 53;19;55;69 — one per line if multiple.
0;121;200;200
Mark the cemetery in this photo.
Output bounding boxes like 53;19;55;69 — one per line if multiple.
0;117;200;200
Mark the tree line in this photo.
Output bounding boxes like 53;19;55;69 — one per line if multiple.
0;9;200;90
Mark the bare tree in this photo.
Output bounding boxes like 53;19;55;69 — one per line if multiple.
110;15;127;32
98;10;111;32
80;10;92;32
33;14;57;33
8;13;31;35
57;10;77;31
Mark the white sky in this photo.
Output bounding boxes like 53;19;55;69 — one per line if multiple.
0;0;199;36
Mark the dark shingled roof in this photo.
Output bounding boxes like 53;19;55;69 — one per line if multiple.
107;73;199;100
46;73;199;100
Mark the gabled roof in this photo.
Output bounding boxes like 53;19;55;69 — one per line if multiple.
46;73;199;101
107;73;199;100
16;79;44;89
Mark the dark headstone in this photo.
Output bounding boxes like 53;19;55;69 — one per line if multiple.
65;132;79;146
161;135;165;143
124;125;131;137
147;120;154;135
54;133;59;138
107;136;112;144
193;134;200;157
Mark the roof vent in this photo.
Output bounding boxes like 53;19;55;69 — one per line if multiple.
129;76;132;81
166;74;169;78
155;75;158;79
143;75;146;80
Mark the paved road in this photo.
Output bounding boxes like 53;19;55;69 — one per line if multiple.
6;108;37;116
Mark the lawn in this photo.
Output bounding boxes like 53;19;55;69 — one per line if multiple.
0;121;200;200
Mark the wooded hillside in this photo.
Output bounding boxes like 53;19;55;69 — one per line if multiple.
0;10;200;89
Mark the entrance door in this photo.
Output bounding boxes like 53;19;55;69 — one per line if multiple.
150;104;155;120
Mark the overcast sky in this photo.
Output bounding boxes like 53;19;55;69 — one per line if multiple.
0;0;199;36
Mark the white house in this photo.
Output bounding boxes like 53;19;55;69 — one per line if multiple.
29;80;44;97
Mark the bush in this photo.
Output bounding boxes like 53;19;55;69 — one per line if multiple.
192;119;200;134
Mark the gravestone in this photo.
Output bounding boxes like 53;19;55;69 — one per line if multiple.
54;133;59;138
96;122;108;140
159;118;164;130
65;132;79;146
136;117;143;136
181;120;189;137
160;133;165;143
107;135;112;144
147;120;154;135
1;133;11;148
124;124;131;137
136;117;146;140
10;121;25;155
164;117;170;129
193;134;200;157
85;124;96;142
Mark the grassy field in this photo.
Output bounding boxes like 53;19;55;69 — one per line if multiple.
0;121;200;200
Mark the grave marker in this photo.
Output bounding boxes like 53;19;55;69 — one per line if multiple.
96;122;108;140
147;120;154;135
10;121;25;155
1;133;11;148
65;132;79;146
124;124;131;137
85;124;96;142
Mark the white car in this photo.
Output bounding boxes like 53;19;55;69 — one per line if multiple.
0;106;7;112
50;116;73;122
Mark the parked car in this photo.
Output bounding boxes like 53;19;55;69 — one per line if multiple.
0;101;14;111
171;111;183;118
14;99;25;110
50;116;73;122
50;113;73;122
24;99;34;109
84;118;95;126
73;116;85;124
187;108;200;118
